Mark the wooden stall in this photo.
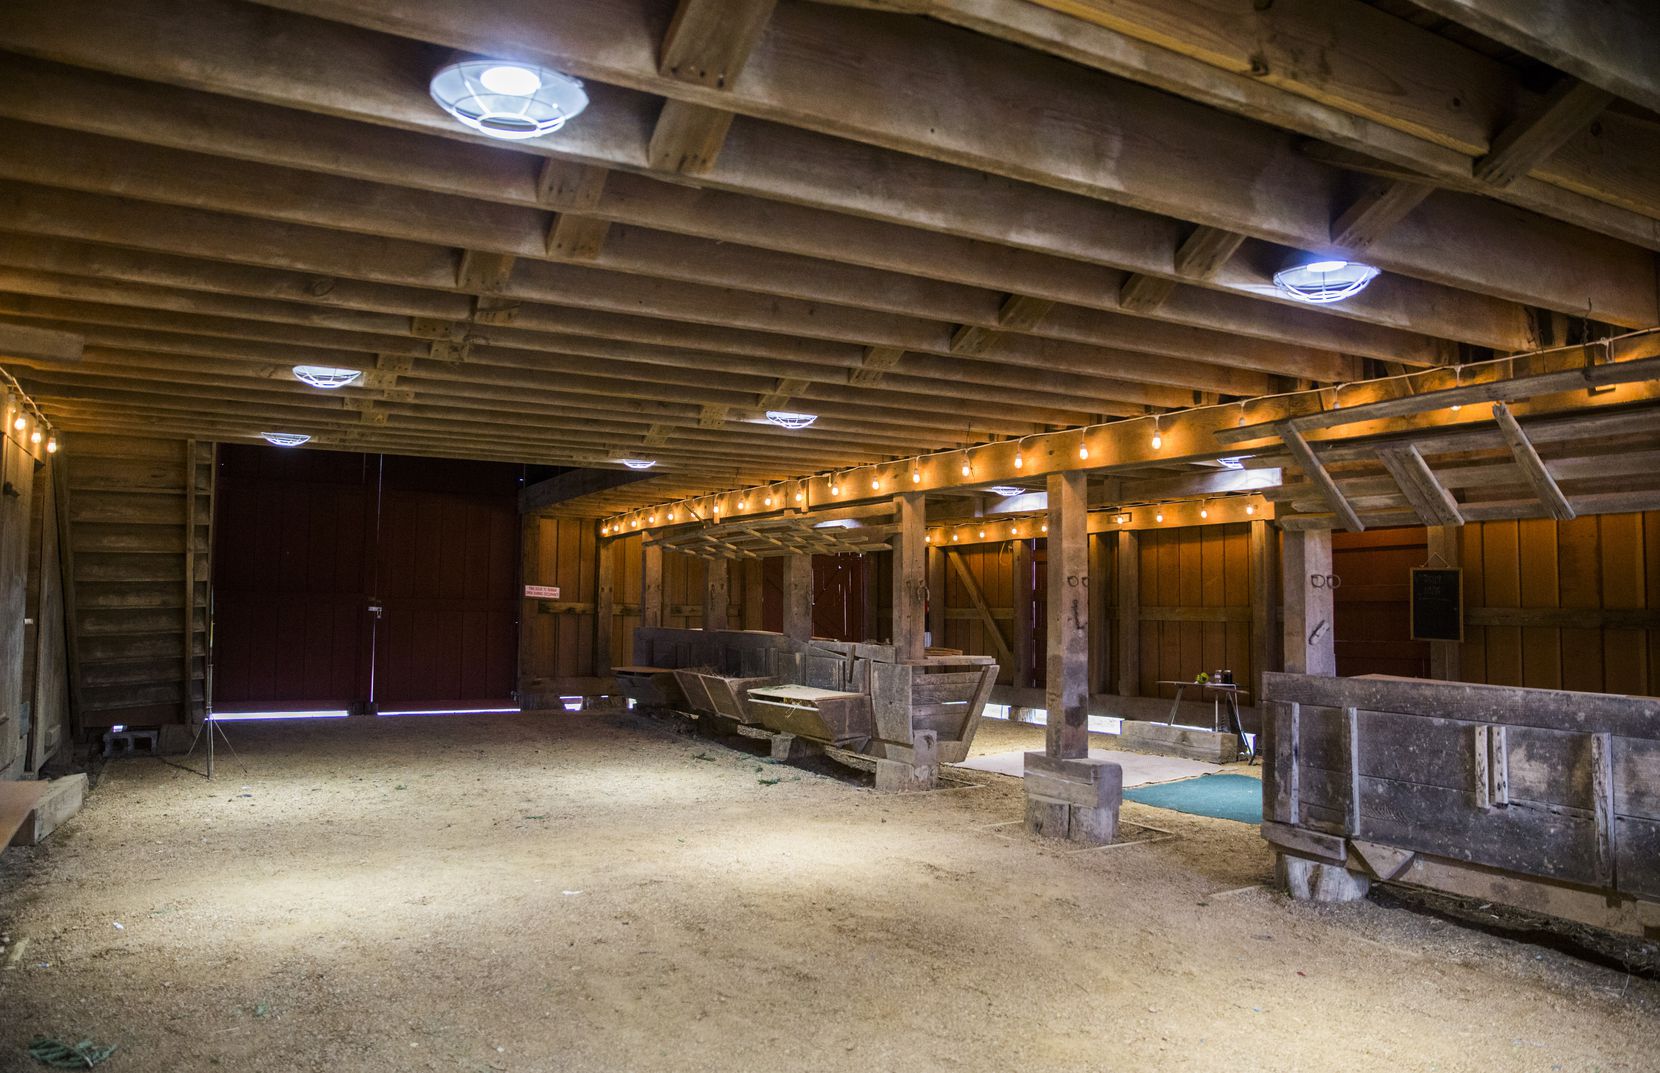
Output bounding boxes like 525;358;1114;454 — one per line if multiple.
1261;672;1660;936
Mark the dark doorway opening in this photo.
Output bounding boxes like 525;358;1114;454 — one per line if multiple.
211;446;521;716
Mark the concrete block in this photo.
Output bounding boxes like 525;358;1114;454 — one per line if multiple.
1278;852;1371;903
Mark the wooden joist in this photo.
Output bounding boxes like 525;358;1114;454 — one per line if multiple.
1491;401;1575;520
1473;77;1616;189
1376;444;1462;527
1280;424;1364;532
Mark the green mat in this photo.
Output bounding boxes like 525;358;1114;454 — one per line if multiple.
1122;773;1262;824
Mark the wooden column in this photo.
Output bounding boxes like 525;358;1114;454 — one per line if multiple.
703;555;729;630
1427;525;1461;681
782;552;813;642
641;540;664;629
1282;528;1336;676
1249;519;1279;699
594;530;614;674
1044;472;1089;759
892;492;926;662
926;544;946;648
1115;529;1140;697
1010;537;1034;689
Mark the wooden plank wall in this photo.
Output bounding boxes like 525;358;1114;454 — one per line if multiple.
58;433;212;729
937;523;1257;698
21;455;68;770
0;412;43;778
1332;513;1660;696
1135;524;1254;695
1460;512;1660;695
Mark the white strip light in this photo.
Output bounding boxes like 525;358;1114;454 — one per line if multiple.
1273;257;1379;304
261;432;312;447
430;57;589;140
764;410;818;429
292;364;364;389
619;458;656;470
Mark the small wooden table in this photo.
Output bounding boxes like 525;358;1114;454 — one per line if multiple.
1156;680;1255;762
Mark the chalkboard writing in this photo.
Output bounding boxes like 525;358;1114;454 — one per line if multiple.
1410;567;1463;642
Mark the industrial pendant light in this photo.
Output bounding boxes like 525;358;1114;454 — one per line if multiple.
764;410;818;429
261;432;312;447
429;57;589;140
619;458;656;470
1273;253;1380;304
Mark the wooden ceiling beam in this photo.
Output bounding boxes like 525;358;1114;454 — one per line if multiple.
0;129;1295;392
1280;424;1364;531
0;262;1153;421
0;2;1593;341
993;0;1660;237
1411;0;1660;117
1473;77;1616;190
217;0;1657;324
648;0;777;174
0;59;1451;367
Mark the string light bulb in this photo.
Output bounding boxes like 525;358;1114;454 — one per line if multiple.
1246;503;1256;515
737;499;746;510
951;532;958;541
1078;440;1090;461
959;452;972;479
1199;503;1208;519
871;475;882;491
11;415;24;432
795;490;805;503
978;529;986;539
1156;510;1165;523
1041;523;1048;533
30;428;41;445
1151;415;1163;451
911;468;921;484
46;437;57;454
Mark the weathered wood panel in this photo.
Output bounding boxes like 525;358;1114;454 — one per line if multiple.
1137;523;1252;695
56;432;210;728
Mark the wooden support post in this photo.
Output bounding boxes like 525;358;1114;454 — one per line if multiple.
892;492;926;662
641;541;664;629
1115;528;1140;697
594;530;614;675
181;439;198;723
1282;528;1336;676
782;552;812;642
926;543;946;648
1045;471;1089;759
703;555;729;630
1249;519;1278;701
1426;525;1461;681
1011;537;1034;689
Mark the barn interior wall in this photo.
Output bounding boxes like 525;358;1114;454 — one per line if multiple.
0;417;65;777
1335;513;1660;696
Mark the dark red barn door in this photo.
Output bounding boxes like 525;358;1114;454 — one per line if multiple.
212;447;520;714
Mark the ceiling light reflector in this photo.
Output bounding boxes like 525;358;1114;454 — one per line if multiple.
430;57;588;141
1273;256;1380;304
765;410;818;429
292;364;364;389
261;432;311;447
619;458;656;470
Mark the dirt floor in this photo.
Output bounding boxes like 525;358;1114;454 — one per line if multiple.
1;709;1655;1073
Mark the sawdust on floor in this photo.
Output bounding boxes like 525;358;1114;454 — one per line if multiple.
0;709;1653;1073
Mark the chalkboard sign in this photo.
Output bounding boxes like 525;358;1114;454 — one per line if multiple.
1410;567;1464;642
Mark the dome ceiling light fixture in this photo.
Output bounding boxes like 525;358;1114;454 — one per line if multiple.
764;410;818;429
988;486;1026;497
429;56;589;141
261;432;312;447
1273;254;1380;305
618;458;657;470
292;364;364;389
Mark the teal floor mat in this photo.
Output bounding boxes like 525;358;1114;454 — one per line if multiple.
1121;772;1262;824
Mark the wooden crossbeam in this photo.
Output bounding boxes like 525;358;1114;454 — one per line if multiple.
1280;424;1365;532
1330;179;1435;251
646;99;736;174
996;293;1055;331
1118;273;1176;314
1377;445;1463;526
535;158;609;212
1475;77;1616;188
1491;402;1575;520
455;249;516;293
661;0;777;88
849;344;904;386
1117;226;1244;314
547;214;612;260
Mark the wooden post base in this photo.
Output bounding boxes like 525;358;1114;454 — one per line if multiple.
875;730;938;792
1022;753;1122;845
1278;852;1371;903
769;732;824;763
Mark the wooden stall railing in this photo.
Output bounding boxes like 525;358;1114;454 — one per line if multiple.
1261;672;1660;937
